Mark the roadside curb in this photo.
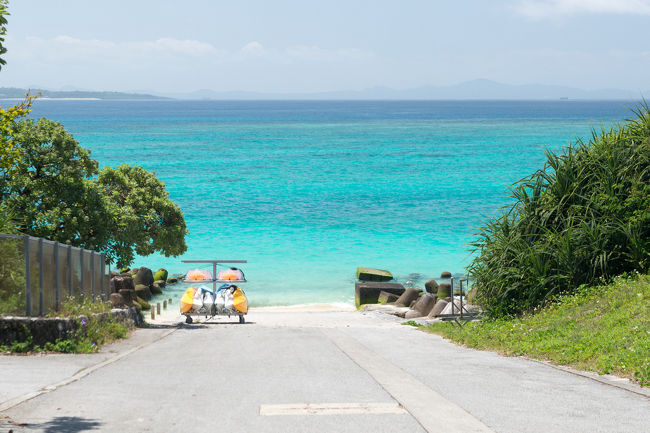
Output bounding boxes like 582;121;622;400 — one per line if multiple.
0;327;177;413
416;326;650;399
527;358;650;399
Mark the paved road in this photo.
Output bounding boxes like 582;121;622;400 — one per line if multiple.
1;310;648;433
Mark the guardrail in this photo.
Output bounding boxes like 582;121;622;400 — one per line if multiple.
0;233;109;317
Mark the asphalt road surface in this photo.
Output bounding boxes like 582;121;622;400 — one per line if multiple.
1;310;648;433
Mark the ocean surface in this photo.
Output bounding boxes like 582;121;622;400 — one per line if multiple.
26;99;637;306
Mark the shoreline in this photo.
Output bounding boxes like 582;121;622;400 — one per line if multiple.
250;302;356;312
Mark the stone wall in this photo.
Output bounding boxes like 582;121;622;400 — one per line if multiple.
0;307;143;346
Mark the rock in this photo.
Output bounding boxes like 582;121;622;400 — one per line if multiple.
120;267;130;274
427;299;449;318
135;284;152;300
167;277;178;284
151;281;164;295
110;275;134;294
355;282;405;307
134;267;154;288
437;283;451;298
119;289;134;304
123;275;135;291
378;291;399;304
405;293;436;318
109;270;119;278
356;266;393;282
424;279;439;294
110;293;126;308
153;268;168;282
440;298;463;315
154;279;166;289
360;304;411;317
438;299;480;315
393;287;420;307
440;271;452;279
409;300;417;308
109;277;117;294
136;296;150;310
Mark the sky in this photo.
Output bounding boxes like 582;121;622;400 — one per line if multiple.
1;0;649;94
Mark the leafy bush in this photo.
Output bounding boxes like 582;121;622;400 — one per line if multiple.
0;235;24;315
470;104;650;316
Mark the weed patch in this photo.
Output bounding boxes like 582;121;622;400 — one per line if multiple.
1;296;131;354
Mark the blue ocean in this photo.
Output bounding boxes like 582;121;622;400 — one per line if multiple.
27;100;636;306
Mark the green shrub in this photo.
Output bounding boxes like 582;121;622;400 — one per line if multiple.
0;231;25;315
471;104;650;316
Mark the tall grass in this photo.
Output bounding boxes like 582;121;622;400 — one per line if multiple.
471;103;650;316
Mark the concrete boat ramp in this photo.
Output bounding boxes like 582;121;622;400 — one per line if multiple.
1;309;648;433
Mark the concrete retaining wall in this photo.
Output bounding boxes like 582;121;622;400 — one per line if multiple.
0;307;143;346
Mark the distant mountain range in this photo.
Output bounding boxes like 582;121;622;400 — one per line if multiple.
0;87;168;100
1;80;646;101
161;80;646;100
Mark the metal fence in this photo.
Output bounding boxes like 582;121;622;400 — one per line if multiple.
0;233;110;317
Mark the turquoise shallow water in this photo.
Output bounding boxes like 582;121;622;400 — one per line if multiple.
27;100;635;306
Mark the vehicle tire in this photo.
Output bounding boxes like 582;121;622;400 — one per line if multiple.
185;315;193;324
239;315;245;324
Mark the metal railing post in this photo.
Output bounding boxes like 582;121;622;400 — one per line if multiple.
100;253;106;300
54;241;59;310
24;236;31;317
67;245;73;297
90;250;95;298
450;276;455;315
80;248;84;298
38;238;44;316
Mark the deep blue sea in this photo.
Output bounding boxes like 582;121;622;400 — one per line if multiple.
26;100;637;306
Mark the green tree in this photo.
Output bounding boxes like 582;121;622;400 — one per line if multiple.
1;118;113;248
0;95;35;172
0;118;188;267
97;165;188;267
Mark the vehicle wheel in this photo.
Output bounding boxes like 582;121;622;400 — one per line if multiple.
185;315;193;324
239;315;245;324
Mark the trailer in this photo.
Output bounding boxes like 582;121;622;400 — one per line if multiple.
180;259;248;324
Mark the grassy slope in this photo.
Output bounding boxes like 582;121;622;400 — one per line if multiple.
424;274;650;386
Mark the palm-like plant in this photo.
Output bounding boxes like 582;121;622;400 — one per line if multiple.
470;103;650;316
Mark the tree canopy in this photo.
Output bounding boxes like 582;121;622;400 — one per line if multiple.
97;164;188;267
0;95;34;172
0;118;188;267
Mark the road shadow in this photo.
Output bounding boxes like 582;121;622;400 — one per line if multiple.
21;416;101;433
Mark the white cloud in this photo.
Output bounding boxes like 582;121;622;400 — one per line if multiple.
26;35;220;58
5;35;374;93
240;41;265;56
516;0;650;18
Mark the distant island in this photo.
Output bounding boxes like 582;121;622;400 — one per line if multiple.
0;87;169;100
